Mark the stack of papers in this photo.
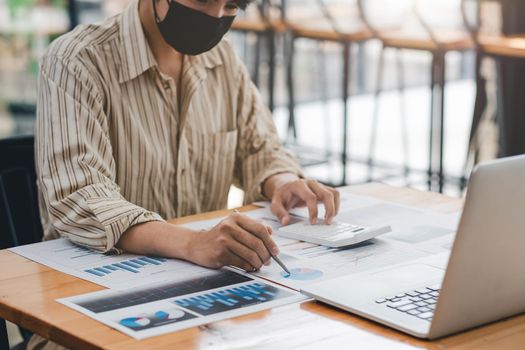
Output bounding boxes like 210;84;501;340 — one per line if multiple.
10;192;460;339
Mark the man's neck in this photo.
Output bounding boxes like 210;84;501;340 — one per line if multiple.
138;0;183;80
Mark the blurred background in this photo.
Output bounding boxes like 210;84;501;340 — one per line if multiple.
1;0;524;201
2;0;525;346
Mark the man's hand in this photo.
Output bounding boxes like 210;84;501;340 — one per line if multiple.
264;174;340;225
187;212;279;271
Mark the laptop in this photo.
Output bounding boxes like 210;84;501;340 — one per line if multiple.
302;155;525;339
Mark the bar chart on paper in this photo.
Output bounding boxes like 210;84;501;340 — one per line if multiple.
58;270;305;339
84;256;169;277
174;282;283;315
9;238;214;289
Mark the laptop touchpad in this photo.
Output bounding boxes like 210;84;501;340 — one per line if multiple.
371;264;445;286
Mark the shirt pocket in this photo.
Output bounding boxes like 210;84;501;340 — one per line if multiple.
185;128;238;211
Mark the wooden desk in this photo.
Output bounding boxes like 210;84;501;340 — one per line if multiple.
1;183;525;349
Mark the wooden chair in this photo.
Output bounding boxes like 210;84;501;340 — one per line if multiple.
358;0;473;192
460;0;525;188
284;0;374;186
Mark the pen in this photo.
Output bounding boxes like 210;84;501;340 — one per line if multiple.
269;249;291;276
258;223;290;275
233;209;291;276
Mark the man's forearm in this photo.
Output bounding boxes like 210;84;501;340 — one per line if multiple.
116;221;195;260
262;172;300;200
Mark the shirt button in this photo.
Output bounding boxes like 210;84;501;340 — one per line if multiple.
181;169;186;176
163;82;170;90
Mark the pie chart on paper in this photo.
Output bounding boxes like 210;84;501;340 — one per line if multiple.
281;267;323;280
119;316;151;328
154;309;185;320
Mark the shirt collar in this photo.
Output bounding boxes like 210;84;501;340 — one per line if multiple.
118;0;224;84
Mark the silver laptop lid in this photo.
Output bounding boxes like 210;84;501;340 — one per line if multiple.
430;155;525;338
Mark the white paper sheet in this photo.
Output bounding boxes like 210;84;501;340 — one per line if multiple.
9;239;214;290
10;193;460;293
182;195;461;291
58;269;307;339
179;207;303;231
253;238;428;290
254;191;381;217
9;192;461;339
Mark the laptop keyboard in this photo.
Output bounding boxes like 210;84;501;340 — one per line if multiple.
375;286;440;321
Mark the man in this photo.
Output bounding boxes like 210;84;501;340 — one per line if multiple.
32;0;339;347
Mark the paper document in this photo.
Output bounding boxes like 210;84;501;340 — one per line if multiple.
10;193;459;292
58;269;306;339
179;207;303;231
253;239;421;290
9;239;214;290
233;195;462;290
255;191;380;218
180;197;460;291
8;192;460;339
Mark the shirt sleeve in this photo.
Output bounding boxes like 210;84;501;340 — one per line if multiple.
233;52;304;204
36;55;164;253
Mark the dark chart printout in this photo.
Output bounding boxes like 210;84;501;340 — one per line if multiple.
173;281;284;315
76;270;254;313
61;269;305;339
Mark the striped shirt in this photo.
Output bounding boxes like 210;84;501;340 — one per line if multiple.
35;0;302;253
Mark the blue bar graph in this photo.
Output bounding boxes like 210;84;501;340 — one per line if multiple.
139;257;161;265
131;259;147;266
173;282;283;315
122;261;143;269
94;267;112;274
85;269;105;277
113;263;139;273
76;271;293;314
83;255;168;277
148;256;167;262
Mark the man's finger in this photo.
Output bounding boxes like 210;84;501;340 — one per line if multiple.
309;181;336;224
332;188;341;215
234;214;279;256
231;227;271;265
224;248;257;271
270;199;290;226
226;236;265;269
299;181;319;224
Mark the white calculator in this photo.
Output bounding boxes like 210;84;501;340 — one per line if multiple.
278;220;391;248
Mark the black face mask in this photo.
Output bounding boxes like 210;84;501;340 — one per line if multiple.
153;0;236;55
